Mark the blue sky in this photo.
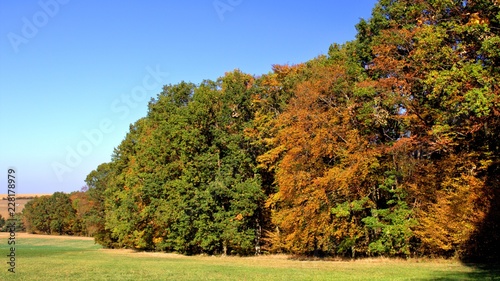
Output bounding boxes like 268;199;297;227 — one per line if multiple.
0;0;378;194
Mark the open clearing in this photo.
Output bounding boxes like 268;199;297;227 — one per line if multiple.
0;233;498;280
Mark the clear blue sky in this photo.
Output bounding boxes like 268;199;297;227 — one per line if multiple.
0;0;378;194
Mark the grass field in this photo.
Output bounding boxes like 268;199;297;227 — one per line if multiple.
0;233;498;280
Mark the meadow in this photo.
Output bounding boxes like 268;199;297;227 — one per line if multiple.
0;233;498;280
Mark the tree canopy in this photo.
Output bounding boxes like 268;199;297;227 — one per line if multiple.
35;0;499;261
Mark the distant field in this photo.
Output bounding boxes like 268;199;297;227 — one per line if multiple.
0;194;51;219
0;233;498;280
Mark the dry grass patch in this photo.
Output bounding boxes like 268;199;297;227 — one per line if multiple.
0;232;94;241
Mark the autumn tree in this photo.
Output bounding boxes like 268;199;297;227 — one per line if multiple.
260;46;400;256
357;0;500;259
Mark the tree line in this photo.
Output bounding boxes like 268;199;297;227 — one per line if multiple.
23;0;499;261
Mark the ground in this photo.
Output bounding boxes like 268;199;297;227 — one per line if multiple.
0;232;498;280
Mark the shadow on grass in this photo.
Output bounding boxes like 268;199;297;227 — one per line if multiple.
429;263;500;281
463;263;500;281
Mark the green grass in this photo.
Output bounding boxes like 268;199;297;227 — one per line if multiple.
0;233;498;280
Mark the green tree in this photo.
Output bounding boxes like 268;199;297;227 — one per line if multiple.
99;75;266;255
22;196;51;234
0;214;6;231
22;193;77;235
84;162;117;246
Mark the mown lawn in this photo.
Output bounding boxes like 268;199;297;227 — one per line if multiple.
0;233;498;280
